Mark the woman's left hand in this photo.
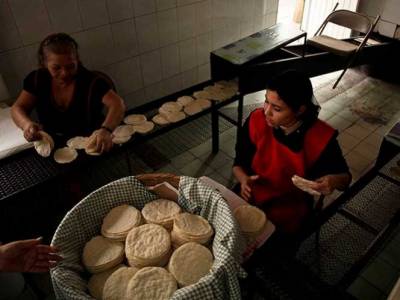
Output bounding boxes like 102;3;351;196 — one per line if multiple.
311;175;336;195
91;128;113;153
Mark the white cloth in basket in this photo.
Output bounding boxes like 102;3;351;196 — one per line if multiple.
51;176;246;300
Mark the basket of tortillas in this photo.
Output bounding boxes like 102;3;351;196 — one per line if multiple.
51;173;246;300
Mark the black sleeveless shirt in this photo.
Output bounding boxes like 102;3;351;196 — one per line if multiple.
23;66;111;141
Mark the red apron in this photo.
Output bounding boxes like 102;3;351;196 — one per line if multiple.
248;108;335;232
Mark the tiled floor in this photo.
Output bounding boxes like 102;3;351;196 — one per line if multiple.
149;69;400;299
18;69;400;299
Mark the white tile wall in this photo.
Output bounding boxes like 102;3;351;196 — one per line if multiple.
161;44;180;79
45;0;82;33
140;50;162;86
0;0;22;51
133;0;156;17
111;19;139;60
157;8;178;47
156;0;176;11
79;0;109;29
179;38;196;72
135;14;159;52
177;4;196;40
9;0;52;45
106;0;133;23
0;0;278;108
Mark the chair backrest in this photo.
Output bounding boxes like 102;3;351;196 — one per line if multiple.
325;9;372;34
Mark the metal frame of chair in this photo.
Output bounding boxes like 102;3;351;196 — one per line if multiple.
308;3;380;88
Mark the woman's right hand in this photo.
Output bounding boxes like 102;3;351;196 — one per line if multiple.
240;175;259;202
23;122;42;142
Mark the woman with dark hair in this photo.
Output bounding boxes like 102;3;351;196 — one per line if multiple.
11;33;125;153
233;70;351;234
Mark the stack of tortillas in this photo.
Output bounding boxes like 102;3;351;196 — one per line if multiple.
184;98;211;116
122;113;154;135
103;266;140;300
101;205;142;241
193;80;238;102
88;264;125;299
124;114;146;125
168;242;213;287
142;199;181;230
158;101;185;124
126;267;177;300
171;213;214;248
233;205;267;242
176;96;194;107
82;236;125;273
112;124;135;145
125;224;171;268
34;131;54;157
82;199;216;298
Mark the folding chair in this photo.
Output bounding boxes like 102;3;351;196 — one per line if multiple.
308;3;380;88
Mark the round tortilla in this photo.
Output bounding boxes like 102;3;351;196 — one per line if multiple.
66;136;88;150
168;242;213;287
124;114;147;125
152;114;170;126
34;131;54;157
177;96;194;107
126;267;177;300
53;147;78;164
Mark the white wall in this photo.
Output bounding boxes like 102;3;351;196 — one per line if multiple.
358;0;400;38
0;0;278;109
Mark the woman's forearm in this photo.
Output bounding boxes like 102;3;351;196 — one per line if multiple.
233;166;249;184
331;173;352;191
11;103;34;130
101;90;125;130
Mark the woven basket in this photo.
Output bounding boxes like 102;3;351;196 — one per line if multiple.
50;174;246;300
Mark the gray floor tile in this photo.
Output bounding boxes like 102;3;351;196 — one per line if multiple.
362;258;400;293
189;140;212;157
178;159;209;177
170;151;196;170
347;277;383;300
200;151;233;170
379;239;400;270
